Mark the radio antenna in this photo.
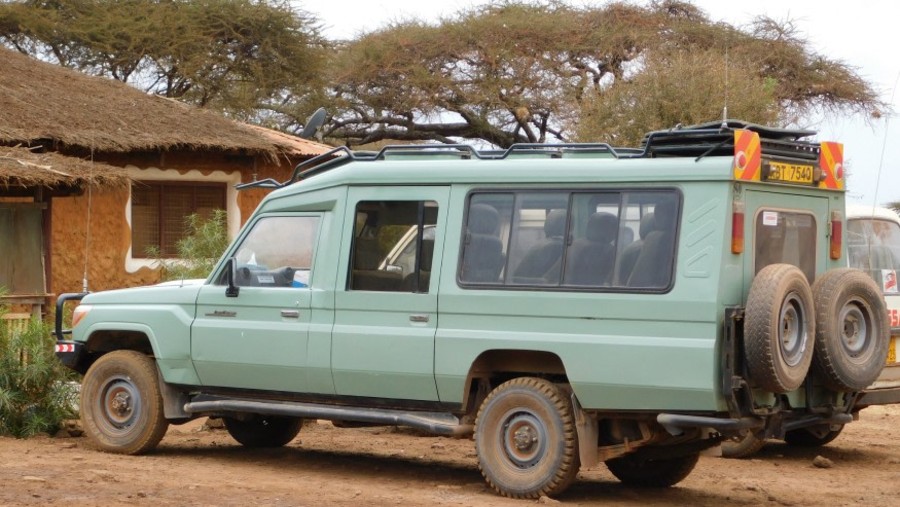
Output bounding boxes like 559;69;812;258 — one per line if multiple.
873;68;900;208
721;47;729;129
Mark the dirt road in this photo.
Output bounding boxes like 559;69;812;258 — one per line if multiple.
2;405;899;506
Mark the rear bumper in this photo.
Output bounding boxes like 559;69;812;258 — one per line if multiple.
856;386;900;407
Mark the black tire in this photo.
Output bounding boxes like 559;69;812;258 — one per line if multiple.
721;430;767;459
475;377;580;499
784;425;844;447
80;350;169;455
223;415;302;448
744;263;816;393
811;268;890;391
606;452;699;488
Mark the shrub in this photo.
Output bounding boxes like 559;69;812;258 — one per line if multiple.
0;303;79;437
149;209;230;281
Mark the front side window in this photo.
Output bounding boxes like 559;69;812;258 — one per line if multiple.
754;210;817;282
229;215;319;288
132;181;225;258
848;218;900;293
349;200;438;292
459;190;679;290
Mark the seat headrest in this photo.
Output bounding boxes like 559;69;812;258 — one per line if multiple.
544;209;567;238
639;212;656;238
652;200;678;231
586;212;618;242
469;203;500;234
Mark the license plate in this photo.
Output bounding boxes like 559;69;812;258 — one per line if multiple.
767;161;814;184
889;337;897;364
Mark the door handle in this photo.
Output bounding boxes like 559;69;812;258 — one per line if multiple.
409;314;429;323
281;310;300;319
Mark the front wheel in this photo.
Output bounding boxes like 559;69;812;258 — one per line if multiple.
223;415;302;447
475;377;580;499
606;452;699;488
80;350;169;454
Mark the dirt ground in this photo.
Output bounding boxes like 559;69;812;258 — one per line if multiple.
2;405;899;507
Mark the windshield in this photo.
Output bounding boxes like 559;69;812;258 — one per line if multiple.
848;217;900;294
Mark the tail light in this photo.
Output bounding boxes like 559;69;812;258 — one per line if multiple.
732;200;745;254
830;210;842;260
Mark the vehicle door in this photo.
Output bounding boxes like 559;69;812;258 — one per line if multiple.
191;213;321;392
847;213;900;387
743;190;830;293
331;187;449;401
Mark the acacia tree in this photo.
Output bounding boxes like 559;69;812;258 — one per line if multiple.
322;1;882;148
0;0;327;123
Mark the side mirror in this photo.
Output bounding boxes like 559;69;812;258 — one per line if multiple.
225;257;240;298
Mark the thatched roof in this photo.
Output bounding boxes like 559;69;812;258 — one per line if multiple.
0;47;330;158
0;146;129;189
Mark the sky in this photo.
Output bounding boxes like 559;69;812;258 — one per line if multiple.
300;0;900;206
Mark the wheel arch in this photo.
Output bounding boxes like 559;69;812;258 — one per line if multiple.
76;324;160;374
461;349;569;418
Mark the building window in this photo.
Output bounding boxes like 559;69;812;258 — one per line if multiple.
131;181;226;258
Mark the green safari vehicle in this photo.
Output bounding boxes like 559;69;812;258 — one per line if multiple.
55;120;889;499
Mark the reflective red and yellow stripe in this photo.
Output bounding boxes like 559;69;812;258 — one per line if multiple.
818;141;844;190
732;130;762;181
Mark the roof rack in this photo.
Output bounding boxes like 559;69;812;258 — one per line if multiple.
237;142;621;190
639;120;819;161
236;120;822;191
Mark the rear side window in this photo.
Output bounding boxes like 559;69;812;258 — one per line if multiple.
754;210;816;282
848;218;900;293
459;190;680;290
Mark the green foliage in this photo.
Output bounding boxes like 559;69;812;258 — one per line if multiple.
0;301;79;438
0;0;328;123
323;0;883;148
150;209;230;281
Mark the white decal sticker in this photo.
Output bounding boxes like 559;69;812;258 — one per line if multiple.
762;211;779;227
884;270;898;294
257;275;275;284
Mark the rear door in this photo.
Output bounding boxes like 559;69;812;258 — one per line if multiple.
331;187;449;401
743;190;830;294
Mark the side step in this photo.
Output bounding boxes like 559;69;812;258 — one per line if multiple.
184;397;473;437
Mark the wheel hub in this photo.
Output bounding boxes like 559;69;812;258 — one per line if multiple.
779;293;807;367
839;302;869;357
111;391;131;416
513;425;538;452
502;412;548;468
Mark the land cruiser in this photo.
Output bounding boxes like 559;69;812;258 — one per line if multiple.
55;121;889;499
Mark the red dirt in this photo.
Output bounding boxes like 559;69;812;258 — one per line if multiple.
2;405;899;506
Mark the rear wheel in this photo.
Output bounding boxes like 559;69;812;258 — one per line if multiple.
475;377;579;499
223;415;302;448
606;452;699;488
812;269;889;391
80;350;169;455
721;430;767;459
744;264;816;393
784;425;844;447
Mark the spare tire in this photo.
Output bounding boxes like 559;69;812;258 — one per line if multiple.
811;268;889;391
744;264;815;393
